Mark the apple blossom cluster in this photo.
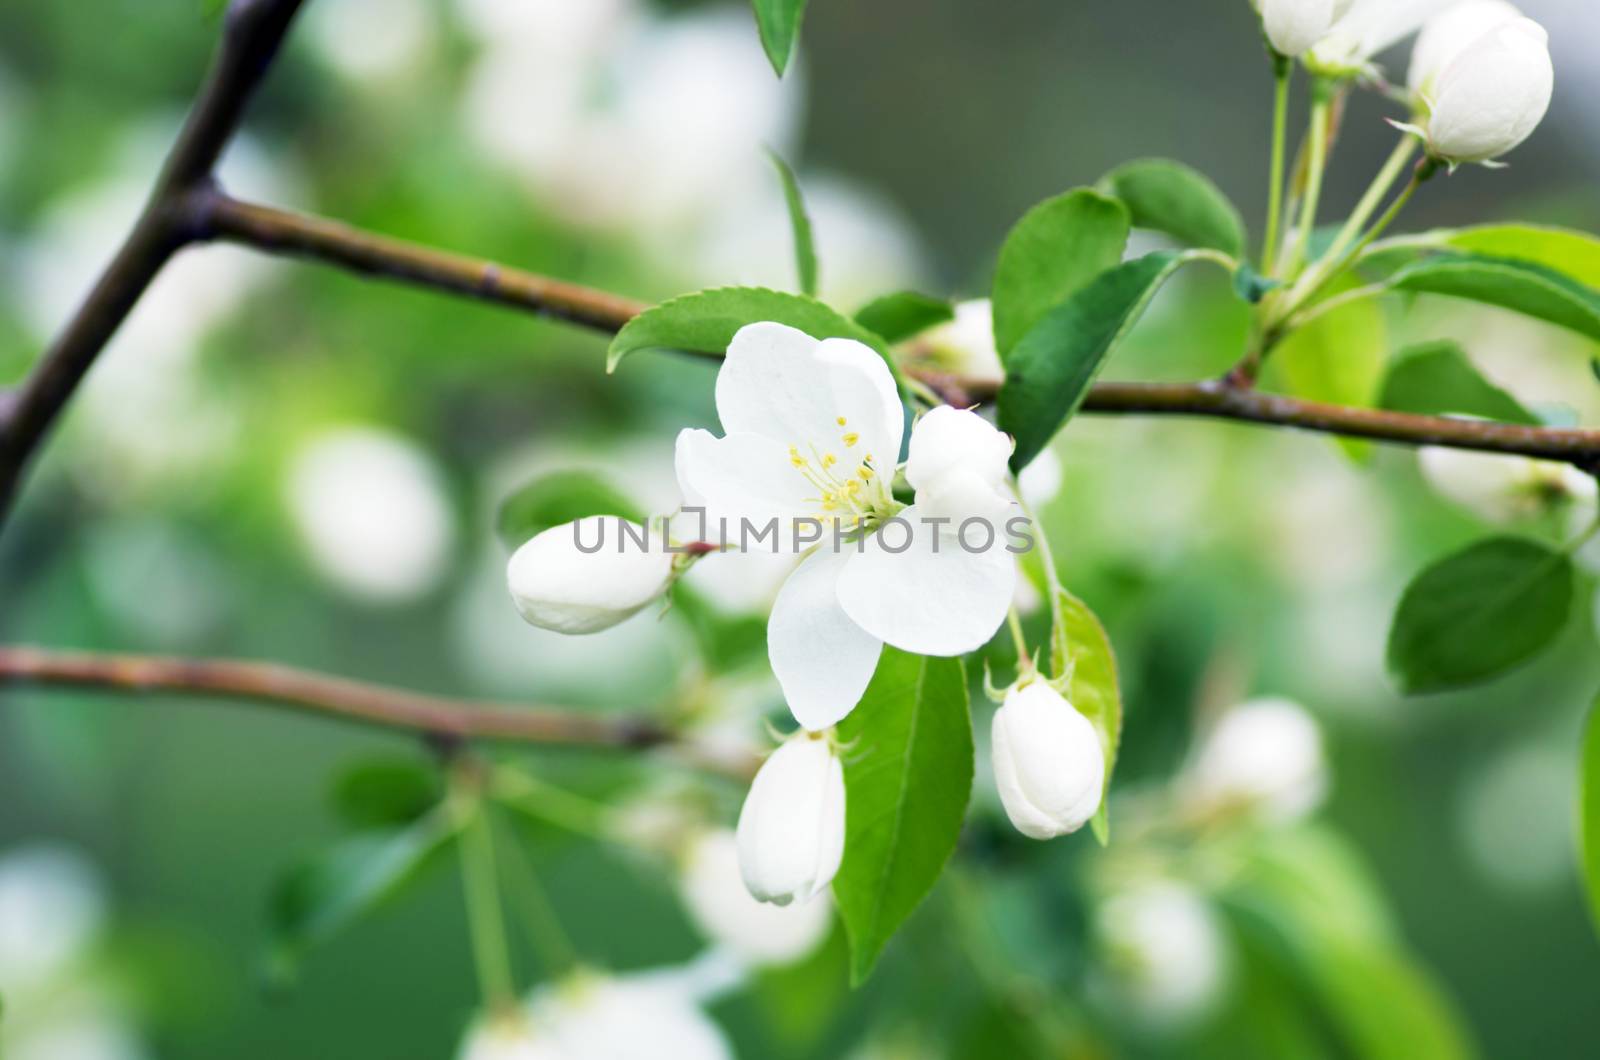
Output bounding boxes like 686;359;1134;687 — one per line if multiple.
1254;0;1553;165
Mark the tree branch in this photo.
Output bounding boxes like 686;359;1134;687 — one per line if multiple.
0;645;754;779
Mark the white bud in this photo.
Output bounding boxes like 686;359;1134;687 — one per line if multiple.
456;1014;557;1060
1095;883;1228;1024
678;829;832;966
1408;0;1522;98
1424;17;1552;164
1418;446;1595;525
506;516;675;635
1258;0;1355;58
1185;698;1326;822
523;972;734;1060
918;299;1003;385
991;682;1105;840
735;734;845;906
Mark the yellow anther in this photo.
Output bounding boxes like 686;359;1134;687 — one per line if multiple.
859;467;873;481
836;416;848;426
822;453;838;468
843;432;860;447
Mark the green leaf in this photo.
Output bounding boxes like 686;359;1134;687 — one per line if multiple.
1582;700;1600;935
853;291;954;344
1264;275;1388;461
750;0;809;76
1446;224;1600;290
1391;253;1600;342
1386;537;1573;695
1099;158;1246;257
607;287;889;373
1379;342;1538;425
1233;263;1281;305
835;649;973;985
999;251;1190;472
331;759;443;829
496;470;643;551
1050;590;1122;844
767;150;817;297
991;189;1130;357
267;809;460;979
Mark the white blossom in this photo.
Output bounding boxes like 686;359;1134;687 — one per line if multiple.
507;517;676;635
1418;445;1595;526
1306;0;1465;74
677;323;1017;729
678;829;832;965
457;1014;559;1060
1185;698;1327;822
991;682;1105;840
1408;0;1522;98
736;734;846;906
305;0;433;82
1258;0;1356;58
1095;883;1228;1025
913;299;1003;386
1422;16;1553;164
524;973;733;1060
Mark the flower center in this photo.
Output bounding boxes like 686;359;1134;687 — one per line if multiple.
787;416;897;530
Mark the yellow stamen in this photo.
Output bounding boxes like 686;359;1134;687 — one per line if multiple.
843;432;860;447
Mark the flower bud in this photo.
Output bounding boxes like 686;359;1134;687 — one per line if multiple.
678;829;832;965
1408;0;1522;98
1185;698;1326;822
735;734;845;906
918;299;1003;385
1423;16;1552;164
1095;883;1227;1025
991;682;1105;840
506;516;675;635
1257;0;1355;58
456;1013;553;1060
1418;446;1596;525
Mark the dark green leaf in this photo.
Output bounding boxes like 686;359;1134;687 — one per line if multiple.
1379;342;1538;425
1099;158;1246;257
853;291;954;344
767;150;817;297
1050;590;1122;844
750;0;809;76
1391;253;1600;342
668;582;769;672
607;287;889;373
331;759;443;829
496;470;643;551
999;251;1189;472
1583;700;1600;934
1264;275;1387;461
1386;537;1573;695
991;189;1129;357
835;649;972;985
267;810;460;980
1446;224;1600;289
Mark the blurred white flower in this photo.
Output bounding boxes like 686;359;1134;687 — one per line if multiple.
911;299;1003;386
1095;883;1228;1025
0;844;104;990
1307;0;1463;74
455;0;635;51
1184;698;1328;822
1418;445;1596;526
1408;0;1522;97
9;1019;149;1060
507;517;676;634
678;829;833;966
1258;0;1356;58
1456;740;1574;895
678;547;798;615
1018;447;1064;509
524;972;734;1060
285;427;456;602
991;681;1105;839
1421;16;1553;164
457;1013;557;1060
305;0;434;82
82;517;232;646
737;733;846;906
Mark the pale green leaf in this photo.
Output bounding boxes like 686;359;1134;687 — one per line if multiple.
1391;253;1600;342
991;189;1129;357
767;150;817;297
1099;158;1246;257
1264;275;1388;461
1447;224;1600;290
853;291;953;344
835;649;972;985
1051;590;1122;844
1379;342;1538;425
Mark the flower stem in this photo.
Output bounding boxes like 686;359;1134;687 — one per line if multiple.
1262;55;1293;276
498;821;579;976
1285;83;1333;279
1007;606;1032;671
1321;135;1416;267
460;800;517;1013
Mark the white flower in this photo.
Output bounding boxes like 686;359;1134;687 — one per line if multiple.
1418;446;1595;525
457;1014;559;1060
678;829;832;965
507;517;676;635
677;323;1017;729
1407;0;1521;98
1306;0;1464;74
286;428;455;603
736;734;845;906
0;845;104;991
1422;16;1552;164
1095;883;1228;1025
916;299;1003;385
991;682;1105;840
525;973;733;1060
305;0;433;82
1259;0;1356;58
1185;698;1327;822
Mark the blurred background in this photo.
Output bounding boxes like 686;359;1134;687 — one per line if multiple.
1;0;1599;1056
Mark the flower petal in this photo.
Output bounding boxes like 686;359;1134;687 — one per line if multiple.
906;406;1013;494
675;428;815;541
837;505;1016;656
716;323;902;465
769;547;882;730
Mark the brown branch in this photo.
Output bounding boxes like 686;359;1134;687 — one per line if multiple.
0;646;754;779
0;0;307;525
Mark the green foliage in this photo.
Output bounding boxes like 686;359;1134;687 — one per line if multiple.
750;0;809;76
1099;158;1246;257
496;470;644;551
331;758;444;829
1446;224;1600;289
1379;342;1538;425
999;251;1189;472
835;649;972;985
607;287;888;372
1265;275;1388;461
1050;590;1121;844
267;809;461;981
1391;254;1600;342
853;291;954;344
1233;263;1281;304
1583;701;1600;935
1386;537;1573;695
767;150;818;297
991;189;1130;357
